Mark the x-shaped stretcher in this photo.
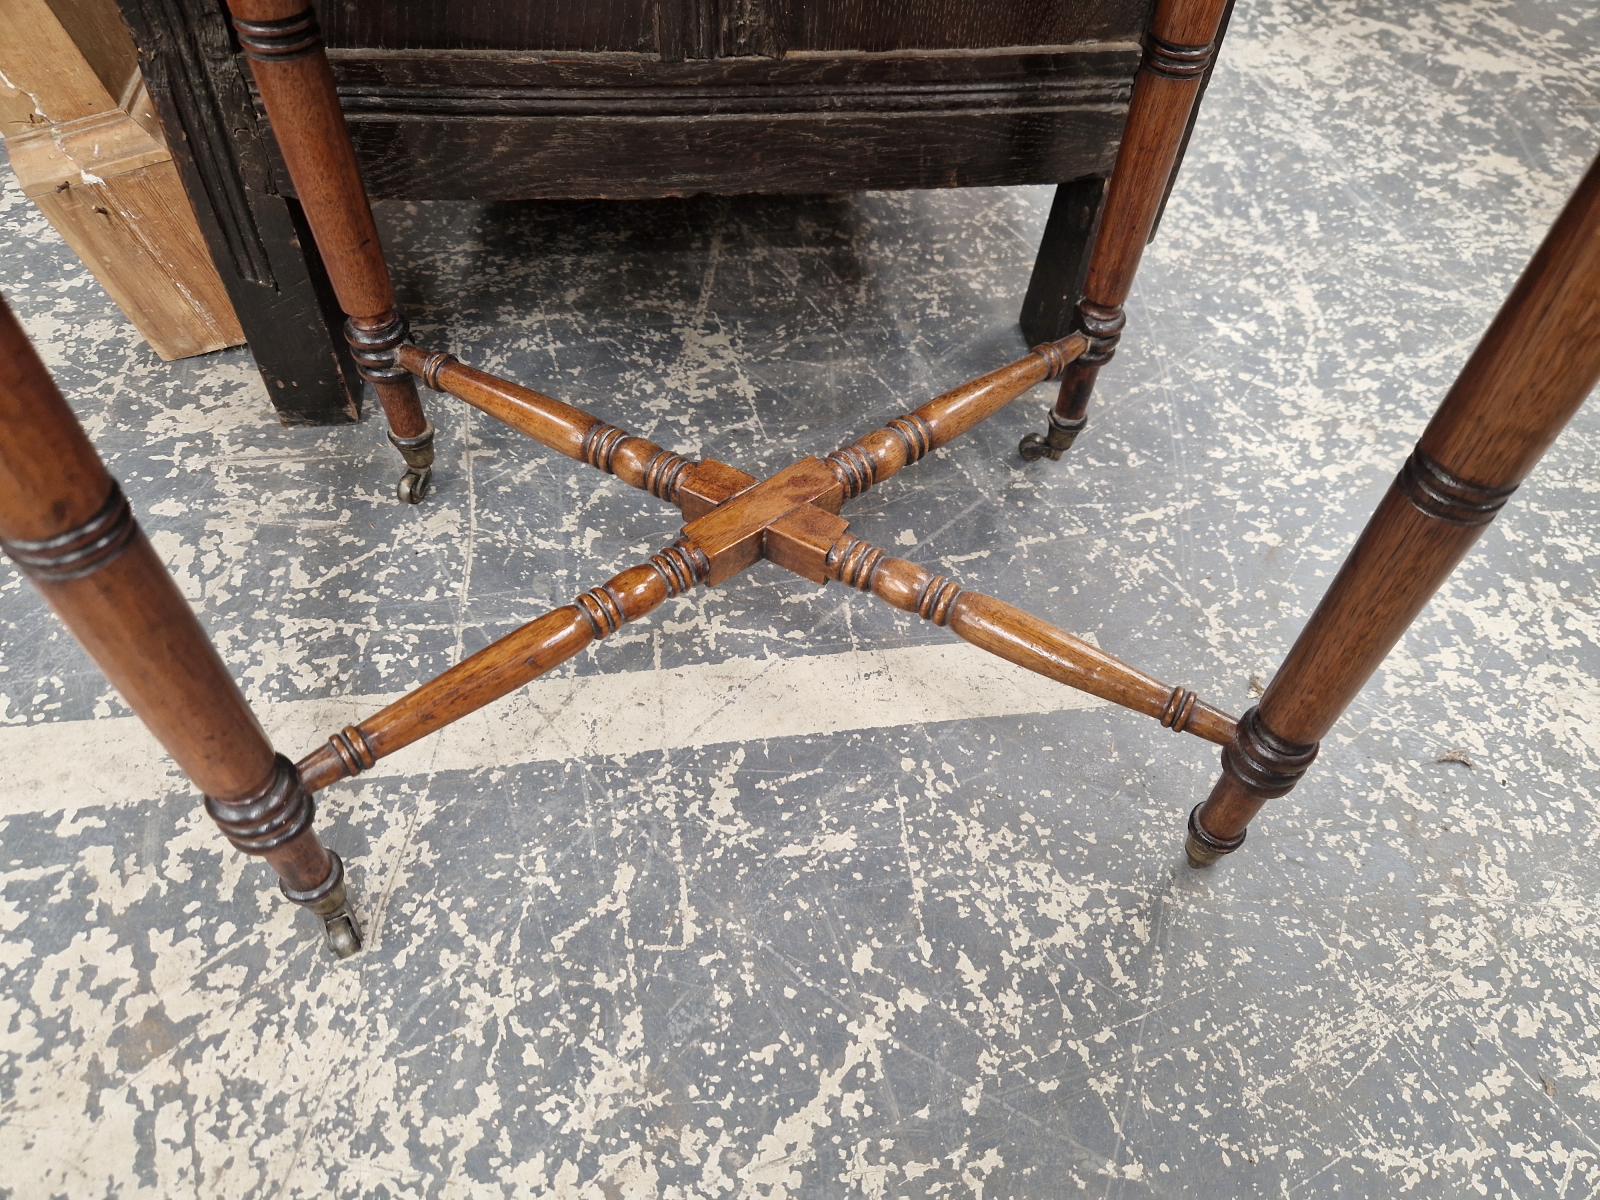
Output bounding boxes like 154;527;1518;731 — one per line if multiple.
295;335;1237;794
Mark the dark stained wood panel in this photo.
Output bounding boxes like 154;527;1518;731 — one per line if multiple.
342;108;1126;200
116;0;365;426
124;0;1222;416
314;0;657;54
266;47;1138;200
781;0;1153;51
323;45;1139;88
310;0;1155;56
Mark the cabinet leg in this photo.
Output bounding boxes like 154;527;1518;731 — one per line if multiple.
0;295;360;955
114;0;366;426
1019;177;1107;347
1189;153;1600;863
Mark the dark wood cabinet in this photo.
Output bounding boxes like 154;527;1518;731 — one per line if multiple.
118;0;1226;425
305;0;1159;202
314;0;1152;55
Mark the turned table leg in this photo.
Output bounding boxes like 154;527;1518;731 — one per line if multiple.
1188;153;1600;865
0;294;360;956
229;1;435;503
1020;0;1231;462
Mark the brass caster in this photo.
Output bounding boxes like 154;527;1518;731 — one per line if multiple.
1184;833;1220;869
397;467;431;504
1018;412;1086;463
282;850;364;959
322;908;363;958
1018;431;1060;462
1184;802;1244;868
390;422;435;504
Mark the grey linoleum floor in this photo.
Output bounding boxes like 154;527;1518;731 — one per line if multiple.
3;1;1599;1196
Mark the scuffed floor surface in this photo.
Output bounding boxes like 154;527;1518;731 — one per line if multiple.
2;0;1598;1196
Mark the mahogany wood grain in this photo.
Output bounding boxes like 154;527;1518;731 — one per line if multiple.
1081;0;1230;315
297;540;710;791
407;335;1086;514
764;503;853;585
229;0;429;443
0;313;108;545
319;329;1236;805
400;346;603;458
0;294;335;896
1190;153;1600;864
399;345;720;507
229;0;390;320
1032;0;1232;459
677;459;758;521
681;457;844;585
298;326;1227;787
827;334;1086;498
822;531;1236;744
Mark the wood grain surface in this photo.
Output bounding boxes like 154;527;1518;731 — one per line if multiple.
1191;152;1600;859
0;294;336;895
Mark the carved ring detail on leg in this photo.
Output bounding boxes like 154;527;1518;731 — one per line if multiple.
232;9;321;61
345;313;412;385
0;481;136;582
205;756;362;958
1219;706;1320;800
1397;446;1517;525
1186;706;1319;867
204;754;315;855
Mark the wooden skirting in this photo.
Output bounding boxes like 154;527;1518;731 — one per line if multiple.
257;45;1142;200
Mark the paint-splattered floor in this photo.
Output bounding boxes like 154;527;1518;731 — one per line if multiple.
2;1;1598;1196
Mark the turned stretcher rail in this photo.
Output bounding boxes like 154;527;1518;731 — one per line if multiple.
296;540;709;791
297;524;1233;793
825;334;1088;499
821;533;1236;744
297;510;1233;791
397;345;703;506
398;333;1087;511
299;330;1223;790
295;331;1218;785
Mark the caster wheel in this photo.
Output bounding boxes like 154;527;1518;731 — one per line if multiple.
1184;834;1216;869
1184;803;1240;868
397;468;432;504
1018;432;1058;462
323;912;362;959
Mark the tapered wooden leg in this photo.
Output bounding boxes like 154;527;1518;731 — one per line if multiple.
0;294;360;956
1189;153;1600;865
1020;0;1231;462
229;1;435;503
